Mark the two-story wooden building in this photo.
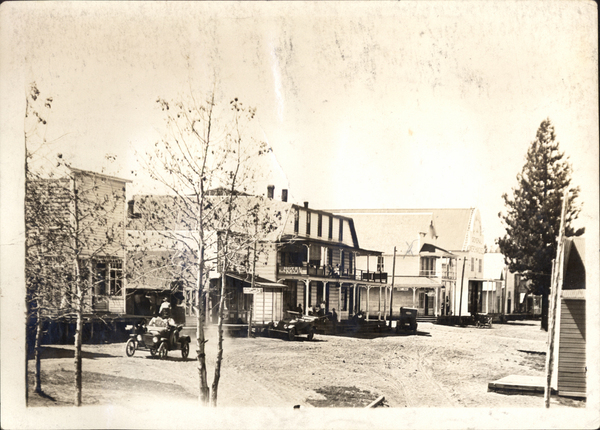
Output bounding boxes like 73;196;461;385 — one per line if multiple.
27;168;130;314
331;208;484;318
126;188;386;327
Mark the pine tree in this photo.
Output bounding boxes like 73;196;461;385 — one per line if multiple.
497;118;583;330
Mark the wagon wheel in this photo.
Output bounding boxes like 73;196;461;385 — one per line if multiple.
288;327;296;341
158;341;168;359
181;342;189;359
125;339;136;357
307;327;315;341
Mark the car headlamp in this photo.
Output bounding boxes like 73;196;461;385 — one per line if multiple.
137;334;142;342
152;336;159;344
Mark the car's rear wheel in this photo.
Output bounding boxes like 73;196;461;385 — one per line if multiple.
158;342;168;359
125;339;136;357
288;327;296;341
307;327;314;341
181;342;189;359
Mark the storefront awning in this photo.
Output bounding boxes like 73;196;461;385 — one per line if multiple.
392;276;443;289
226;273;289;289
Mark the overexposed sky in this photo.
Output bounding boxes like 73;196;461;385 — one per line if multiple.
1;1;598;247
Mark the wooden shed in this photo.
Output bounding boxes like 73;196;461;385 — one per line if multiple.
552;237;586;398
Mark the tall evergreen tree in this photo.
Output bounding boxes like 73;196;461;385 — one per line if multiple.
497;118;583;331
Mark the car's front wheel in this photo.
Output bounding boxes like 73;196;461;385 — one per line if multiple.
181;342;189;359
307;327;315;341
158;341;168;359
125;339;136;357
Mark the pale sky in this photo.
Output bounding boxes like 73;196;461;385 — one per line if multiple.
1;1;598;248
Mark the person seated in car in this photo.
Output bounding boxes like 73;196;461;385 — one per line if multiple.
159;297;171;317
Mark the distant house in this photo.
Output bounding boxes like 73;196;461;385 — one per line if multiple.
552;237;586;398
331;208;485;318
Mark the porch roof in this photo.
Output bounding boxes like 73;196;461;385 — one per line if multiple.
419;243;454;258
392;276;443;288
226;272;289;289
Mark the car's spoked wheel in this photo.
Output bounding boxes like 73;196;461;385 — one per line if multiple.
181;342;189;359
125;339;136;357
158;342;168;359
307;327;314;341
288;327;296;341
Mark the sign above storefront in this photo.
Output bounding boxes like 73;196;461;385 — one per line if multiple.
243;287;262;294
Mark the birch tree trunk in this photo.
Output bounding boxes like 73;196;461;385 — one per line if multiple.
196;243;210;404
34;304;43;393
73;259;83;406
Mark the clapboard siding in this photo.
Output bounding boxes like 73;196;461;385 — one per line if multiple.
329;285;340;313
253;288;282;324
557;299;586;397
255;243;277;280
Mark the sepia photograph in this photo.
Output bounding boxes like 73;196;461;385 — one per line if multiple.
1;1;598;429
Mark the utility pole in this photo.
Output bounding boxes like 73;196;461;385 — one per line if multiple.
458;257;466;321
388;246;396;327
544;190;568;408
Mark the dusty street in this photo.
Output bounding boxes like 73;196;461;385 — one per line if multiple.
27;320;584;409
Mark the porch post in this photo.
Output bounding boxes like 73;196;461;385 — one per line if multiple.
304;279;310;315
366;286;370;321
337;283;342;317
353;283;357;313
412;287;416;308
434;287;439;317
378;286;382;320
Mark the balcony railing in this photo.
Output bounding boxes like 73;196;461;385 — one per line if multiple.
277;264;387;283
419;267;456;279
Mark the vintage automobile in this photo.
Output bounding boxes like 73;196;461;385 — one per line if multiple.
266;311;322;341
396;307;418;334
475;313;493;329
125;316;191;359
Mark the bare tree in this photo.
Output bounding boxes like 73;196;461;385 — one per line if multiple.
138;90;276;405
25;85;127;406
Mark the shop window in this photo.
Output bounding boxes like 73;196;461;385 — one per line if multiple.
377;256;384;272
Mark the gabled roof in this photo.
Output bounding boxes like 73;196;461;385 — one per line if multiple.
330;208;476;254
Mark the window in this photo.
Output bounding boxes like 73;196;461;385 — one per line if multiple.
339;219;343;241
306;211;311;235
420;257;435;276
317;214;323;237
95;260;123;296
341;251;345;270
478;258;482;273
294;209;299;234
377;256;384;272
471;257;474;271
341;287;348;311
328;216;333;239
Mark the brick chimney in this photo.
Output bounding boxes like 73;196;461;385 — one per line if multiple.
304;201;309;208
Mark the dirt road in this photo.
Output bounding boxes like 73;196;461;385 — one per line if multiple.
27;320;584;409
